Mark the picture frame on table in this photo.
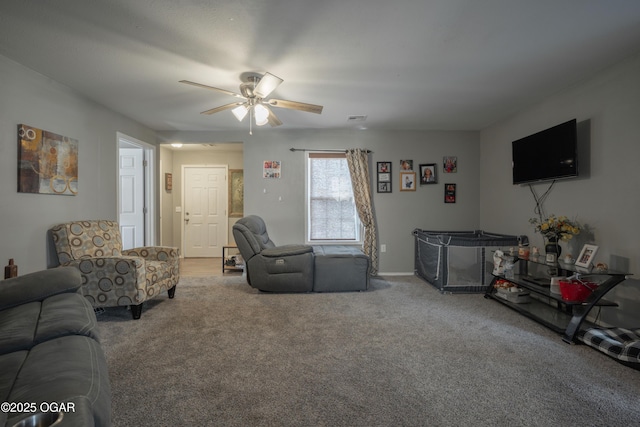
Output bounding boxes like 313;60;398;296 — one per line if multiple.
575;244;599;268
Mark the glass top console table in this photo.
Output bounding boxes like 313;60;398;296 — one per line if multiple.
485;254;631;343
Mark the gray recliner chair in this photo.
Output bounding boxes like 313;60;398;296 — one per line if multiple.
232;215;315;292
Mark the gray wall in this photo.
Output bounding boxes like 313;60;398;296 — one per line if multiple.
479;52;640;327
158;129;480;273
159;146;174;246
0;54;157;274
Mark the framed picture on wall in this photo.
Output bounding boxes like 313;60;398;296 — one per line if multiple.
400;159;413;171
419;163;437;185
377;161;392;193
18;124;78;195
444;183;456;203
263;160;281;178
443;156;457;173
400;171;416;191
228;169;244;217
378;182;391;193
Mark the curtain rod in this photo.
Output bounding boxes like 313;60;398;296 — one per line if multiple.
289;148;373;153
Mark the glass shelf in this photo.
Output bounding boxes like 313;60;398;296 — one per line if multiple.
519;255;628;277
486;255;632;343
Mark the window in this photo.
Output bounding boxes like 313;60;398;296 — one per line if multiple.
306;152;361;243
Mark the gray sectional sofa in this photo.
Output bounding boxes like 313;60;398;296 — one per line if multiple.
0;267;111;427
232;215;370;292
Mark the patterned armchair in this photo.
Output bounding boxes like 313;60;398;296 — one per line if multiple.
49;220;180;319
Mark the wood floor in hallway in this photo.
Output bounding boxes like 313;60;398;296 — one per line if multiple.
179;257;244;277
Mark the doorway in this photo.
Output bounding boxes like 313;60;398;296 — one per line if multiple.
117;133;155;249
182;165;228;257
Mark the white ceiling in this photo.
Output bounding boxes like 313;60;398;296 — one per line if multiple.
1;0;640;133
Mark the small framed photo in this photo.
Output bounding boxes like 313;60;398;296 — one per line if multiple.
378;182;391;193
443;156;457;173
575;244;599;268
263;160;281;179
400;159;413;171
377;162;391;173
165;173;172;191
419;163;437;185
400;171;416;191
444;183;456;203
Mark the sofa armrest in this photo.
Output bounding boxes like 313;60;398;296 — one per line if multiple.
261;244;314;258
0;267;82;310
63;255;147;304
123;246;180;262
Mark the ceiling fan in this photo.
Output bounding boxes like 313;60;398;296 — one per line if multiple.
180;72;323;134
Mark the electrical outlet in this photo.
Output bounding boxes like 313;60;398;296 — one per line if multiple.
380;244;386;253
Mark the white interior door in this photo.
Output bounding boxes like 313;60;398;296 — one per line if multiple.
119;147;145;249
184;166;228;257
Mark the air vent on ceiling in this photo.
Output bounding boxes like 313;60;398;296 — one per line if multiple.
347;115;367;122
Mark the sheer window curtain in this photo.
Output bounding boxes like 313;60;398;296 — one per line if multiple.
346;149;378;275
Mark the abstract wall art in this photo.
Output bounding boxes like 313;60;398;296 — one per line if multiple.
18;124;78;196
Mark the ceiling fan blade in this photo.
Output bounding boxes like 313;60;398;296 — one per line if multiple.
179;80;246;99
253;72;283;98
268;98;323;114
200;102;244;115
265;105;283;127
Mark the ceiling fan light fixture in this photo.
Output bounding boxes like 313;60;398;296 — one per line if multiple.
232;104;248;121
254;104;270;126
253;72;284;98
181;71;322;134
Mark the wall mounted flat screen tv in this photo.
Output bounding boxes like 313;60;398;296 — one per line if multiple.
512;119;578;185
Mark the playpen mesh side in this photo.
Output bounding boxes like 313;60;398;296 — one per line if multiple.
414;230;526;293
414;236;446;289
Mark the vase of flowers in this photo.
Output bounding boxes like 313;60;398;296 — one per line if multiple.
529;215;580;262
545;236;562;258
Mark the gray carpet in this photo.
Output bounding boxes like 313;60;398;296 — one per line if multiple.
97;275;640;426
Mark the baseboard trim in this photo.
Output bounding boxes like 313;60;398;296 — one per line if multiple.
377;272;415;276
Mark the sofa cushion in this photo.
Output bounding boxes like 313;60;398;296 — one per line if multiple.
0;303;41;355
313;245;370;292
0;351;28;403
0;267;81;311
37;293;99;344
0;294;99;355
50;220;123;263
261;244;314;257
6;335;111;427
